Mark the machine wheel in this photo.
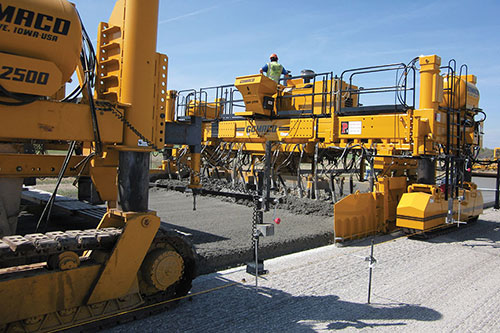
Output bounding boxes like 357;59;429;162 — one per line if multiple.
47;251;80;271
139;225;198;303
141;249;184;291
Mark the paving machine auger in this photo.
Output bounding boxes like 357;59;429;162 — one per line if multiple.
0;0;202;331
165;55;484;241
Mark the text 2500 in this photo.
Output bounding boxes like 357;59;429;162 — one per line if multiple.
0;66;49;85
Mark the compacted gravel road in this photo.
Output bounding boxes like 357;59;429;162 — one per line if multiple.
108;208;500;332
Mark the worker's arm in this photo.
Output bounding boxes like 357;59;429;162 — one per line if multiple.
282;67;289;78
260;64;268;74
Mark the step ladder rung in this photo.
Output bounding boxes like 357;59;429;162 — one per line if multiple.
102;26;121;35
101;42;120;51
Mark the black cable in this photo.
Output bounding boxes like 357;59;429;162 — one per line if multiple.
395;57;418;108
72;151;96;186
1;7;98;106
86;76;102;154
35;141;77;233
0;83;39;106
475;109;486;123
64;27;94;103
72;8;102;154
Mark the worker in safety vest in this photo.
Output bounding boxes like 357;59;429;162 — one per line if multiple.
260;53;289;84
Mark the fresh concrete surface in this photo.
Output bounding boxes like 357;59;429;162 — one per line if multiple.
109;208;500;332
148;188;333;274
148;175;497;274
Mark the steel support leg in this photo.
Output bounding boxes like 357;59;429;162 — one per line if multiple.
118;151;150;212
417;156;435;185
495;161;500;210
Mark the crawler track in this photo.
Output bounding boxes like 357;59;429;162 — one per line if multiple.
0;225;197;333
405;217;478;240
0;228;122;269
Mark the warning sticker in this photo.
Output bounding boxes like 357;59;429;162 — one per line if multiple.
340;121;362;135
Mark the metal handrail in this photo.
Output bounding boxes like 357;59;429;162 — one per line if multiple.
337;61;416;115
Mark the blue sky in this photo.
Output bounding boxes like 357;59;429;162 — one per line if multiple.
72;0;500;148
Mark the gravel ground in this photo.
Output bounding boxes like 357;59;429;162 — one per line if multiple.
108;207;500;332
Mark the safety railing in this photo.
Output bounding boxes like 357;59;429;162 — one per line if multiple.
175;84;245;121
276;71;336;118
175;60;417;120
336;61;416;116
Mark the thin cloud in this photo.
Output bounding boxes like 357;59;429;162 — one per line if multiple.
159;0;243;25
159;6;218;24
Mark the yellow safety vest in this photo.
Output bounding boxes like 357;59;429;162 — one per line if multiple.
266;61;283;83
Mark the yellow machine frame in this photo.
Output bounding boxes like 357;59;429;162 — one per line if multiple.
165;54;483;241
0;0;200;330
